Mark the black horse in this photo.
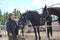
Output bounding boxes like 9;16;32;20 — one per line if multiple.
19;5;53;40
42;5;53;39
18;14;26;36
19;11;41;40
45;7;60;25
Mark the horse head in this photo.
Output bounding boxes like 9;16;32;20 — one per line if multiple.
42;5;50;21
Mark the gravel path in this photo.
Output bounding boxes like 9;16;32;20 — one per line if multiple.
0;32;60;40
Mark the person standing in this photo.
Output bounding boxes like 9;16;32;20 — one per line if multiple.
47;15;52;38
6;13;18;40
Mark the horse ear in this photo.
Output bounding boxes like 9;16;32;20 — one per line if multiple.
44;5;47;10
20;13;21;15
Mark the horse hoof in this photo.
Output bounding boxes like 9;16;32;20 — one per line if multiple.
35;39;37;40
35;37;37;40
39;37;41;40
0;35;2;37
39;38;41;40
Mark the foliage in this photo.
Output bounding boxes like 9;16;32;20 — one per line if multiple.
0;10;2;22
0;8;30;25
0;8;21;25
13;8;21;18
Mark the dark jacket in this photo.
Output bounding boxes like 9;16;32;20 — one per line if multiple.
47;16;52;25
6;19;18;35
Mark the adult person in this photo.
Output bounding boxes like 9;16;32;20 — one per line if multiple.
47;15;52;39
6;13;18;40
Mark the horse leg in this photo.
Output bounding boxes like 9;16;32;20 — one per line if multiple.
33;27;37;40
22;25;25;36
49;27;52;37
22;28;24;36
47;27;50;39
37;26;41;40
58;17;60;25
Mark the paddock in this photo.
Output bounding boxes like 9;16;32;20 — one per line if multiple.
0;21;60;40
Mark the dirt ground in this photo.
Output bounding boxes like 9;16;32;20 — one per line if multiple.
0;31;60;40
0;21;60;40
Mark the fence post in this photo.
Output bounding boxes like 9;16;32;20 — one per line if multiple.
45;22;49;40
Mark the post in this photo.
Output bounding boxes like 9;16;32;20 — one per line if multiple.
45;22;49;40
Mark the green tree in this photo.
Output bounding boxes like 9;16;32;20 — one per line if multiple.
4;12;9;19
0;10;2;23
13;8;21;18
1;12;8;25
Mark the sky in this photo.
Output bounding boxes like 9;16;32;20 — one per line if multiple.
0;0;60;20
0;0;60;13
